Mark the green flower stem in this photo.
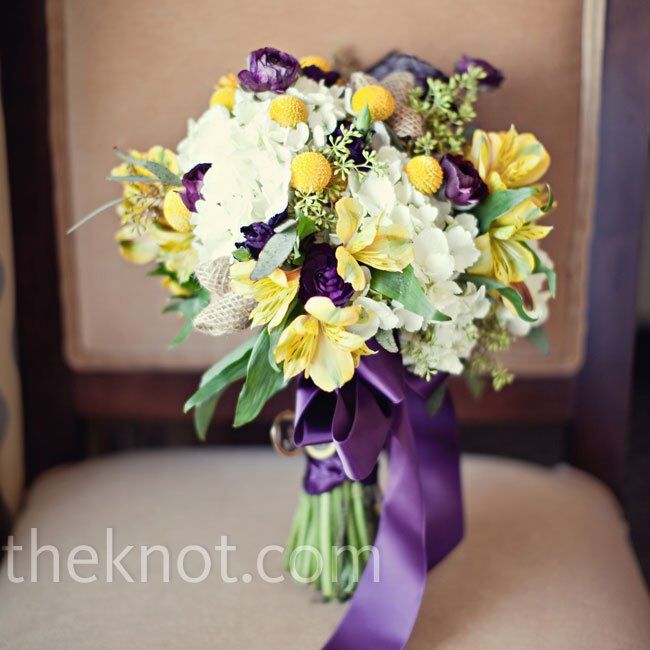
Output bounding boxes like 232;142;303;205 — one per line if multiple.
319;491;333;598
299;496;317;580
351;482;370;557
284;493;309;572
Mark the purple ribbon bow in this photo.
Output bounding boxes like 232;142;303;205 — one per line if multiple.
293;347;464;650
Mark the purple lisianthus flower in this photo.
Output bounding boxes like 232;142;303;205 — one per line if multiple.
367;51;448;90
235;211;286;259
298;243;354;308
180;163;211;212
440;154;488;208
238;47;300;93
330;122;368;167
454;55;504;90
301;65;341;87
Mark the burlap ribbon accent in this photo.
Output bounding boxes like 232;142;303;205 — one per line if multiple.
351;71;424;139
193;257;255;336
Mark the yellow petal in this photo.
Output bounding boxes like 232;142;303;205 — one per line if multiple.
492;240;535;284
306;329;356;392
354;226;414;272
335;247;367;292
229;260;256;296
322;323;369;352
274;315;319;380
305;296;360;327
335;197;365;245
467;233;493;277
516;224;553;241
346;217;379;255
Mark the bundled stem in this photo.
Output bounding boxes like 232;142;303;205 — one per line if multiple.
284;479;380;602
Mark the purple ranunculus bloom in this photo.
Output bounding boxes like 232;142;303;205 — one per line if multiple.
235;211;286;259
298;243;354;307
440;154;488;208
454;55;504;90
301;65;341;87
238;47;300;93
180;163;211;212
366;51;448;90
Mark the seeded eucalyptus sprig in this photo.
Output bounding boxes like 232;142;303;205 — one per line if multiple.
409;66;486;155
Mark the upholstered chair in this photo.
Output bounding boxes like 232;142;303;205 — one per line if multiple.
1;1;648;647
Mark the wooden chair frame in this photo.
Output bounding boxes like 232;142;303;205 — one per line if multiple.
1;0;648;493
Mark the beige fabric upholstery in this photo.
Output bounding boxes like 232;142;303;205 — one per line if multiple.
0;73;24;518
1;450;647;649
47;0;601;375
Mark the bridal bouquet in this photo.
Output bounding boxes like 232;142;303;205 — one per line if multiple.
74;47;556;648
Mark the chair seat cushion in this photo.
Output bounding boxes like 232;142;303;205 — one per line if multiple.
1;450;648;649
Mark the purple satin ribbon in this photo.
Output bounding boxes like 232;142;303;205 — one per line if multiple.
293;347;463;650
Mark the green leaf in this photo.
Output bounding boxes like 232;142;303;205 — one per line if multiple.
522;243;557;298
370;266;450;322
426;381;447;416
464;372;487;399
354;104;371;132
234;329;288;427
250;225;297;281
460;273;537;322
474;187;537;233
296;212;318;239
232;247;252;262
193;394;219;442
526;327;550;356
183;336;256;413
66;197;123;234
375;328;398;352
169;318;194;349
113;148;182;187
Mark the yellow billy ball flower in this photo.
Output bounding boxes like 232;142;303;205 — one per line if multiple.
299;55;331;72
290;152;332;193
405;155;444;195
210;86;236;111
163;190;192;233
269;95;308;128
351;85;395;122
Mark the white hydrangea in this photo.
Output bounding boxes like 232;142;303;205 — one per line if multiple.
176;96;306;263
400;283;490;375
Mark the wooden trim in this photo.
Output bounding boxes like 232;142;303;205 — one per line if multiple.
0;0;81;482
72;373;574;426
569;0;650;492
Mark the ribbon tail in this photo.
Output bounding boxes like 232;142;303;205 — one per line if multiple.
407;389;464;568
324;403;427;650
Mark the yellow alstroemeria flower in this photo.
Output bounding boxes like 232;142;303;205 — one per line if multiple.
467;126;550;193
334;197;413;292
111;146;181;224
115;223;158;265
230;260;299;329
149;221;198;284
468;191;553;285
274;297;374;392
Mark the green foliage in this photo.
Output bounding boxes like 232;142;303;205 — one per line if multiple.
460;273;537;322
184;336;256;419
323;125;386;182
526;326;550;356
474;188;538;233
113;148;182;187
370;266;450;322
465;311;515;392
250;224;298;280
409;66;485;155
375;328;398;353
234;328;288;427
163;287;210;348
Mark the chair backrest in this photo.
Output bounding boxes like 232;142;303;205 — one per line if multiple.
47;0;596;376
2;0;647;493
